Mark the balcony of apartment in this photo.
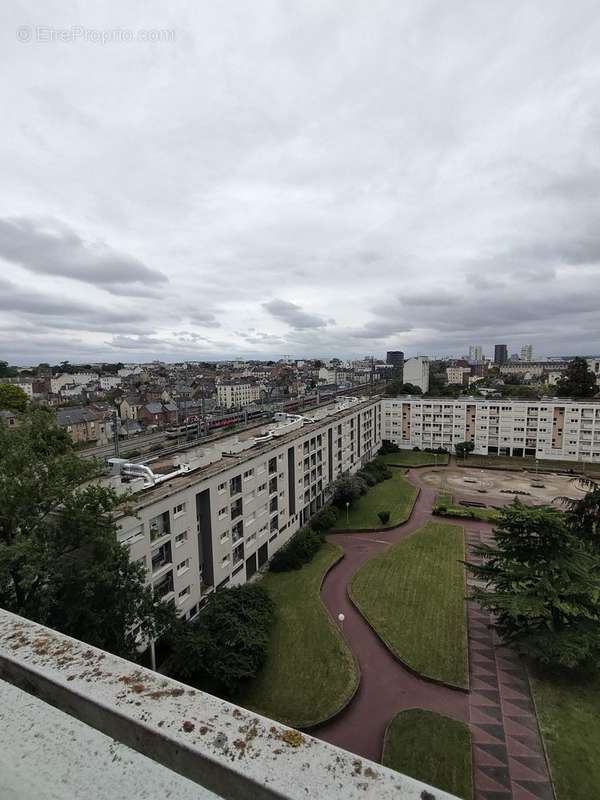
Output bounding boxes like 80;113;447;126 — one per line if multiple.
268;457;277;474
268;476;278;495
229;475;242;497
149;511;171;543
231;521;244;544
153;569;174;601
0;609;449;800
151;541;173;576
230;498;243;521
232;543;244;566
269;497;278;514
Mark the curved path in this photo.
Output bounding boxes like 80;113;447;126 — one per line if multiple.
315;467;554;800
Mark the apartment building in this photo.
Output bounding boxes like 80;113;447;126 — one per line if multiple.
446;366;470;385
216;381;262;409
55;405;113;446
403;356;429;393
383;396;600;462
107;397;382;619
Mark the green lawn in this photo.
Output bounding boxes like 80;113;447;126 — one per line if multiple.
350;522;469;688
239;543;358;728
433;504;501;523
334;470;418;530
380;451;449;467
382;709;473;800
529;667;600;800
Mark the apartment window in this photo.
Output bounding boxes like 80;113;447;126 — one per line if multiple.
173;502;186;518
151;541;172;573
218;507;228;520
243;468;254;480
220;530;230;543
258;482;267;493
177;558;190;575
221;554;231;567
217;481;226;493
175;531;188;547
229;475;242;496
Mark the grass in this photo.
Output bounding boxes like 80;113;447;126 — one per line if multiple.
433;504;501;523
334;470;418;530
350;522;469;688
462;453;600;477
529;666;600;800
436;491;453;506
238;543;358;728
380;450;449;467
382;709;473;800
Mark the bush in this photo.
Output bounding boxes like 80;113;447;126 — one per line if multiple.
269;527;324;572
379;440;400;455
332;474;369;507
377;510;390;525
167;585;274;695
310;506;338;533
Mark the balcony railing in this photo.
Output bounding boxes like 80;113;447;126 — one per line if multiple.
0;609;445;799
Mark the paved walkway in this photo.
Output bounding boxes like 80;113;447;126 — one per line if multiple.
314;467;554;800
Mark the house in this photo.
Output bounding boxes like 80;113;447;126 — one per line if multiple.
0;409;20;429
138;402;178;428
55;405;113;446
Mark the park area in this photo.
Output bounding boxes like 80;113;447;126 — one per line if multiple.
379;450;449;467
334;468;418;530
239;543;358;728
350;522;469;688
382;709;473;800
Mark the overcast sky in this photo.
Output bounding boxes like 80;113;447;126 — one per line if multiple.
1;1;600;364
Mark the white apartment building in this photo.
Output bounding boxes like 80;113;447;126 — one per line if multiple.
446;366;470;385
216;382;262;409
50;372;98;394
100;375;123;391
520;344;533;362
383;396;600;462
403;356;429;393
107;397;382;619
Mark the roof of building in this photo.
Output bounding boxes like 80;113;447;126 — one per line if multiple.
56;407;107;425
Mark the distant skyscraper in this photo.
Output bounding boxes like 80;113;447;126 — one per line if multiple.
494;344;508;364
468;345;483;362
520;344;533;362
386;350;404;380
386;351;404;367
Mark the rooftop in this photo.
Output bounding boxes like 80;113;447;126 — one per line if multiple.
0;609;455;800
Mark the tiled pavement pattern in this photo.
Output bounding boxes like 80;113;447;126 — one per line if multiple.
466;528;555;800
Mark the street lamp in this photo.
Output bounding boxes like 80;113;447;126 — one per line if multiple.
338;612;345;630
346;501;350;524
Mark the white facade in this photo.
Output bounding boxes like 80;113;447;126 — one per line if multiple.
446;366;470;385
216;382;261;409
403;357;429;393
50;372;98;393
100;375;123;390
383;396;600;462
111;398;382;619
520;344;533;362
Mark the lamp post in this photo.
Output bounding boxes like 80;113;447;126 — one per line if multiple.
338;612;345;630
345;501;350;524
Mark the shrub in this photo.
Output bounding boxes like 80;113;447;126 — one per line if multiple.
310;506;338;533
269;527;323;572
377;510;391;525
332;474;368;507
167;585;274;695
379;440;400;455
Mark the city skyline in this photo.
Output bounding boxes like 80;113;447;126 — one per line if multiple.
2;2;600;364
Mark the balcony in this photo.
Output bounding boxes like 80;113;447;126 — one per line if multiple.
149;510;170;543
0;609;439;800
230;498;243;521
151;541;172;574
153;569;174;600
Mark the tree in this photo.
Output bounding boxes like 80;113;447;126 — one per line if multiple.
331;474;368;507
168;585;274;695
0;408;175;659
0;383;28;412
455;441;475;459
0;361;18;378
556;357;597;398
467;502;600;669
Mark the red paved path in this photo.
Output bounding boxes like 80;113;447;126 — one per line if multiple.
314;467;554;800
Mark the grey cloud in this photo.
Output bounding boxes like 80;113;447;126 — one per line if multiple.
0;217;168;291
263;299;327;330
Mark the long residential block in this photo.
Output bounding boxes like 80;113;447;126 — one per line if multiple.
106;396;382;619
383;395;600;462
